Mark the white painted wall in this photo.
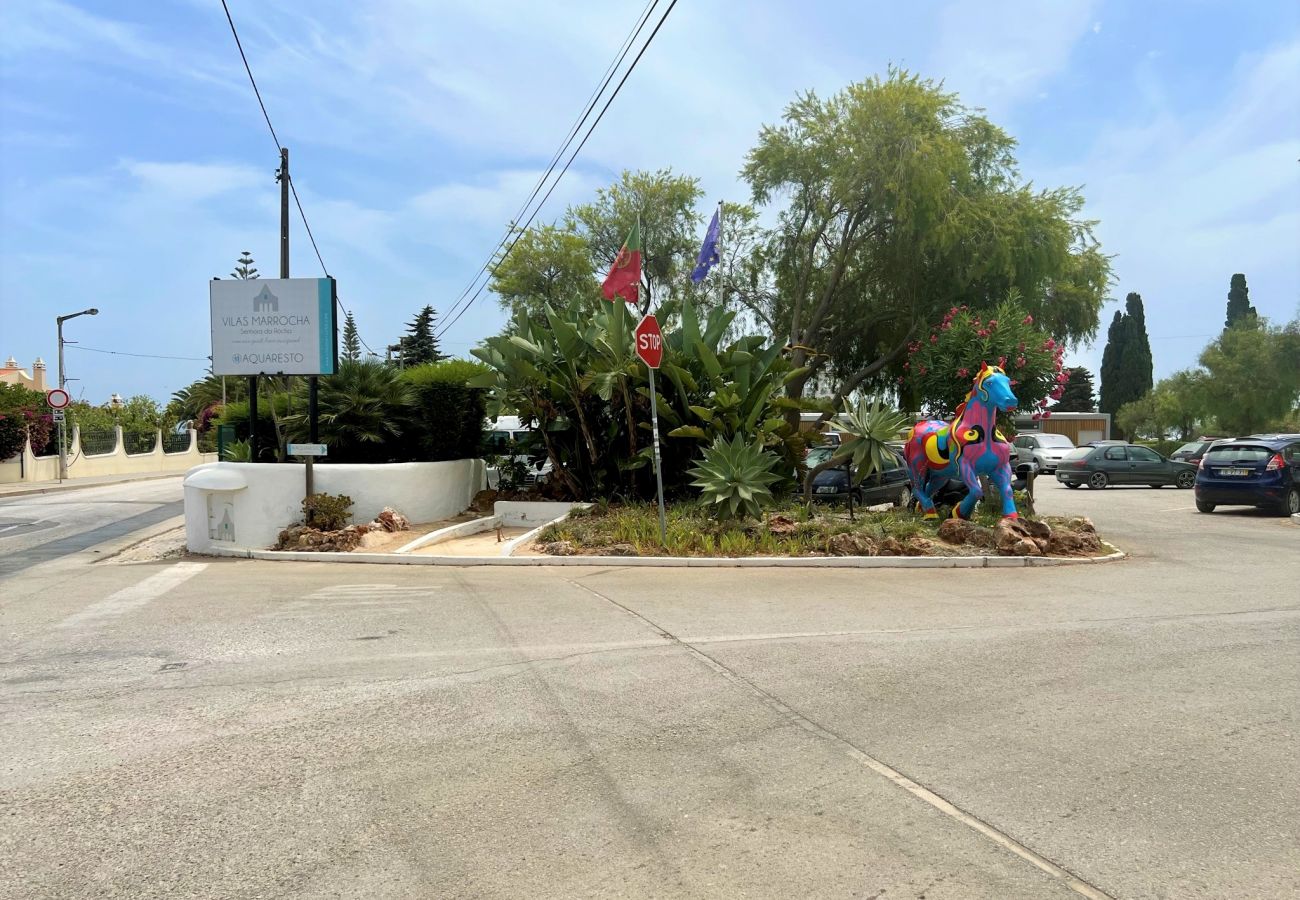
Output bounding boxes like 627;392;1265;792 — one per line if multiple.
494;501;583;527
1;427;215;484
184;459;487;552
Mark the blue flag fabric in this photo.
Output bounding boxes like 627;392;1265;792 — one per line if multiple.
690;207;721;283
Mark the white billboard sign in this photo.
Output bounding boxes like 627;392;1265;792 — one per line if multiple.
210;278;337;376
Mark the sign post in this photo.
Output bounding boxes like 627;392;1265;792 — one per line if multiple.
634;314;667;545
45;389;71;483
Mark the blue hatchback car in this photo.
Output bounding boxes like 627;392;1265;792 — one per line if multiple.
1194;435;1300;516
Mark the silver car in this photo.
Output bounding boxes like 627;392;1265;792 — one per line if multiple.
1013;432;1077;474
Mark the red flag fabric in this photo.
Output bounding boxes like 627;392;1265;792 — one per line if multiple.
601;222;642;303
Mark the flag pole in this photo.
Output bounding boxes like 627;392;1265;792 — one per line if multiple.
716;200;724;313
638;211;667;546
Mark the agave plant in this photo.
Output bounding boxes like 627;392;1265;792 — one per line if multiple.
803;399;910;504
688;434;782;520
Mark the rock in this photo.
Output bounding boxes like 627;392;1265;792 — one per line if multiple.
902;535;935;556
1046;530;1102;556
767;514;797;536
607;543;639;557
373;507;410;532
538;540;576;556
471;489;499;512
996;518;1050;556
827;532;877;556
877;537;904;556
937;518;997;549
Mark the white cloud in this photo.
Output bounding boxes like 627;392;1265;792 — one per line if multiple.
929;0;1099;113
123;160;264;201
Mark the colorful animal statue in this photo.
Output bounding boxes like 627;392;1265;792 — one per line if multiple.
904;364;1020;520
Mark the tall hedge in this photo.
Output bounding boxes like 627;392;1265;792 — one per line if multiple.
398;360;488;461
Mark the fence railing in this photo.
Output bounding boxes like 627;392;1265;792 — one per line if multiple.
80;429;118;456
124;431;157;455
163;433;192;454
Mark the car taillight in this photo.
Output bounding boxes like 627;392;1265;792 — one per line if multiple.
1266;453;1284;471
1198;456;1206;469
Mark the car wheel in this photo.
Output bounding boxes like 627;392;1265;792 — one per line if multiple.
1175;470;1195;489
1283;487;1300;516
1087;471;1109;490
1064;482;1080;489
1196;500;1216;513
895;485;913;509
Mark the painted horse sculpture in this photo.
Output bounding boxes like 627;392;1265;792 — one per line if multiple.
904;364;1020;520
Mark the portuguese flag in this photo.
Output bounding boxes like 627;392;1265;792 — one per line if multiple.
601;221;641;303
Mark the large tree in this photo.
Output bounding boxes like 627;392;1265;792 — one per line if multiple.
1224;273;1256;329
1198;316;1300;434
741;69;1110;422
400;306;442;366
1099;292;1153;416
341;312;362;363
489;224;600;318
566;168;704;313
1053;366;1096;412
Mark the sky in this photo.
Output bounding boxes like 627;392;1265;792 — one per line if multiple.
2;0;1297;406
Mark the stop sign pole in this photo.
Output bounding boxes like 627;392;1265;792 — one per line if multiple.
634;313;667;545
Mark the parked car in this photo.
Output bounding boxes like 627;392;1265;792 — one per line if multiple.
1169;438;1228;466
1054;443;1198;490
1084;439;1126;448
1012;432;1076;473
809;447;913;507
1194;436;1300;516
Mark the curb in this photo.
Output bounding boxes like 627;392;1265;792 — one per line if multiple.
196;544;1127;569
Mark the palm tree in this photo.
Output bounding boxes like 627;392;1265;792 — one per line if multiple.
287;360;413;462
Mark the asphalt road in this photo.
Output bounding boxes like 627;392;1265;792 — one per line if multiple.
1;478;1297;899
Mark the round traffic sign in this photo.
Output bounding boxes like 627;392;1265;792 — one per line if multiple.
46;388;71;410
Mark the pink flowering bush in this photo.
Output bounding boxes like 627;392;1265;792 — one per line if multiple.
903;300;1067;419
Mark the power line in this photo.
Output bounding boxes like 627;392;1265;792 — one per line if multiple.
219;0;379;358
67;345;209;362
436;0;660;333
438;0;680;339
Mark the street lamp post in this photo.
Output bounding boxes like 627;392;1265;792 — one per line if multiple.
55;308;99;481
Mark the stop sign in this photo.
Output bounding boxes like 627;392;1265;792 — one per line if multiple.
634;314;663;369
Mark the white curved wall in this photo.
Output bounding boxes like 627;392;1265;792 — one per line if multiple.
184;459;486;552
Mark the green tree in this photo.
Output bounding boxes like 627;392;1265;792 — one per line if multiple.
1053;366;1096;412
1224;273;1256;329
489;224;600;319
1115;393;1164;441
400;306;442;366
342;312;362;363
1099;292;1153;416
1198;317;1300;434
231;251;258;280
566;168;705;312
1153;369;1208;440
742;69;1110;423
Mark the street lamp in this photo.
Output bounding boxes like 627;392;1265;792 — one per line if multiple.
55;307;99;481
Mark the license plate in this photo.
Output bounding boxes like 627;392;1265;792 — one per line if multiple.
1218;468;1251;477
815;486;838;494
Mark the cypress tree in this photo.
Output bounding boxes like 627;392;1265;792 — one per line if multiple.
341;312;361;362
1224;273;1256;329
1099;293;1154;415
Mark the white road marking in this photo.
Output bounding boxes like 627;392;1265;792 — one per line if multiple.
57;562;207;629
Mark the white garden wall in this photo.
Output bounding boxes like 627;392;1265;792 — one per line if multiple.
0;427;215;484
184;459;487;553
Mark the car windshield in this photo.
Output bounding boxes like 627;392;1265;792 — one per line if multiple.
807;447;837;467
1037;434;1074;447
1064;447;1093;460
1205;445;1270;463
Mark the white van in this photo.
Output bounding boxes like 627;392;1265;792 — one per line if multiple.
485;416;553;488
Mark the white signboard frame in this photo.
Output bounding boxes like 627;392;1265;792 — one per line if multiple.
210;277;338;376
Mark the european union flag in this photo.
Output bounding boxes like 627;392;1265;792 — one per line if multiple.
690;207;721;283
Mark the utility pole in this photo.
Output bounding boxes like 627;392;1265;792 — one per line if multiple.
55;308;98;481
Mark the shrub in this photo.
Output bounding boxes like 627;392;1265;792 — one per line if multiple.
398;360;488;461
0;384;55;460
688;434;781;520
303;492;353;530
